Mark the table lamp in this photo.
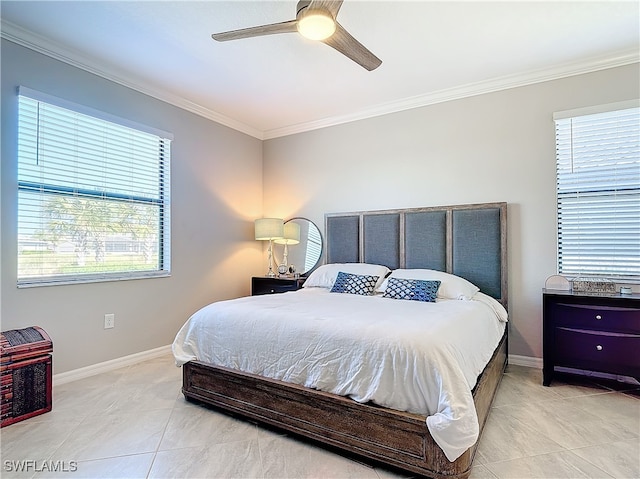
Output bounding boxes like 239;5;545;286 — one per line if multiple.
255;218;284;277
275;221;301;275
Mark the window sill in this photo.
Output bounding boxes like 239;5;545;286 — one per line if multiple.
17;271;171;288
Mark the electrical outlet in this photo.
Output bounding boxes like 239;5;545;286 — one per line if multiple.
104;313;115;329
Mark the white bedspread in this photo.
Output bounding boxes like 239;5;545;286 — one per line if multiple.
172;288;506;462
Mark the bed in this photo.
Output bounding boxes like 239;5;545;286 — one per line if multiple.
174;202;508;479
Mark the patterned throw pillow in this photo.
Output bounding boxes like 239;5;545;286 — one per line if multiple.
330;272;379;296
382;278;441;302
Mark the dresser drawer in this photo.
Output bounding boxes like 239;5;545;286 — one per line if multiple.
251;277;305;295
552;302;640;334
554;327;640;377
256;282;295;294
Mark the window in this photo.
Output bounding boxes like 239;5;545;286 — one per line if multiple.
554;100;639;280
17;87;172;286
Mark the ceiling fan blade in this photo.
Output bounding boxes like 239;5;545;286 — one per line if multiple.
307;0;344;17
321;23;381;71
212;19;298;42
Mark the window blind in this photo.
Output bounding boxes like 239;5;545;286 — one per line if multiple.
17;88;171;286
554;104;639;280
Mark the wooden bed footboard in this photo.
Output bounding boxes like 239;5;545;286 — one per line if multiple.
182;330;507;479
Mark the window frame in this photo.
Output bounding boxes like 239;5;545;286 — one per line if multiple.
16;87;172;287
553;99;640;282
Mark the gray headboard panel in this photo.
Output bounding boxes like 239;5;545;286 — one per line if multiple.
452;208;503;300
405;211;447;271
325;202;508;309
325;215;360;264
363;214;401;269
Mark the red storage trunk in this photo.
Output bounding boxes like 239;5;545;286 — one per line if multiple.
1;326;53;427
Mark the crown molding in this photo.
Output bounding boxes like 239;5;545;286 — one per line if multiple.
0;20;265;140
3;19;637;141
263;49;640;139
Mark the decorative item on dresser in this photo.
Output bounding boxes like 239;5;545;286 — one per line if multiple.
251;276;305;295
542;289;640;386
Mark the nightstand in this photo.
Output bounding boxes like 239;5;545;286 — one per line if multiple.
251;276;305;296
542;289;640;386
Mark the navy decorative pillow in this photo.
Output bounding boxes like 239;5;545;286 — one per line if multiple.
383;278;441;302
330;272;379;296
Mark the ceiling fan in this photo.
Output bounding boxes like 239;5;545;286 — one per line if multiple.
211;0;382;71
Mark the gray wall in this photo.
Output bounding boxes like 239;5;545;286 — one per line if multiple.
1;39;265;373
263;63;640;360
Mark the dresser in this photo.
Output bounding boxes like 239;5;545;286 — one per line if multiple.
542;289;640;386
251;276;305;296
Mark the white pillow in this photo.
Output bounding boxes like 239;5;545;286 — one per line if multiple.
304;263;391;290
378;269;479;300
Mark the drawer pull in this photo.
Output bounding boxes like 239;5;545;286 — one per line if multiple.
596;345;603;351
595;315;602;320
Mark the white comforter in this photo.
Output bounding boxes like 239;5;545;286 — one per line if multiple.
172;288;507;462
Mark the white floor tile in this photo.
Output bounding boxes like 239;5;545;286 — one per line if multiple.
1;355;637;479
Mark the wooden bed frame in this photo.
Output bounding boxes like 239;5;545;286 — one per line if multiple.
182;202;508;479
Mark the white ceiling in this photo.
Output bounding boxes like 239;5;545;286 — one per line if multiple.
1;1;638;139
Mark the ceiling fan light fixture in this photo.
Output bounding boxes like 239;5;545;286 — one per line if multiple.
297;12;336;40
212;0;381;70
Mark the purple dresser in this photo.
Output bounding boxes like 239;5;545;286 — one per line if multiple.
543;289;640;386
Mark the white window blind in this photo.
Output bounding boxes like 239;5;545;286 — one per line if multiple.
554;102;640;280
17;88;172;286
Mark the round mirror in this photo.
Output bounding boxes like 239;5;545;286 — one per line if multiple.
274;217;323;276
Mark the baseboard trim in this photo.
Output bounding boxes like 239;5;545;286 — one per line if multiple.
53;344;172;386
508;354;543;369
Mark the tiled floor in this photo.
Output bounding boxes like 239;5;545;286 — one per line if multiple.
1;356;638;478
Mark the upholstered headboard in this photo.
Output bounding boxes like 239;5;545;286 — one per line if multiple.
325;202;508;309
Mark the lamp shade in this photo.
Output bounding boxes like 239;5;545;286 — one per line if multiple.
254;218;284;240
274;222;300;245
